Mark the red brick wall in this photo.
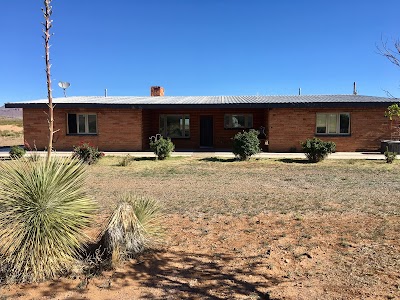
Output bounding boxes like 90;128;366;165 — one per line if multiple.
23;108;143;151
142;110;154;150
268;107;391;152
143;108;268;149
23;106;390;152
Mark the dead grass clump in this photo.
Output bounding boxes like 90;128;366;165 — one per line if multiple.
98;194;163;267
117;154;132;167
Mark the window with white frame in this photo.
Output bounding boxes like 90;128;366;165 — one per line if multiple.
159;114;190;138
224;114;253;129
316;113;350;135
67;113;97;134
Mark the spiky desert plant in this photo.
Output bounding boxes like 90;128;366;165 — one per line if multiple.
0;157;96;282
99;194;163;266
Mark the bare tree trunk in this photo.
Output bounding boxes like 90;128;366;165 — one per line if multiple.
43;0;53;164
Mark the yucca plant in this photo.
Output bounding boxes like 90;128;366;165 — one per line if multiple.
0;157;96;282
99;194;163;267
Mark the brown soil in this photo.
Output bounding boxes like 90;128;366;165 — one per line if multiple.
0;158;399;299
0;124;23;147
0;125;22;132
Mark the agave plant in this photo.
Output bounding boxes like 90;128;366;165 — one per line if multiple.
99;194;163;266
0;157;96;282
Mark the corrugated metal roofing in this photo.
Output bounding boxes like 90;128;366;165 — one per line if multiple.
5;94;393;106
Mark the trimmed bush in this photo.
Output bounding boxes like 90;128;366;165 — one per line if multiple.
9;145;26;159
232;129;261;161
301;138;336;163
0;157;96;282
384;147;397;164
149;134;175;160
72;142;104;164
99;193;163;267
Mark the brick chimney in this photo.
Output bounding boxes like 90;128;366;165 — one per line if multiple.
150;86;164;97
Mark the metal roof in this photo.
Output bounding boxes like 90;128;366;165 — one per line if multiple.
4;94;396;109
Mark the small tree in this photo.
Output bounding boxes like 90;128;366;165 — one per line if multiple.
385;103;400;140
232;129;261;161
301;138;336;163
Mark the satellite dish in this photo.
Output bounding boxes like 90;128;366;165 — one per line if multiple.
58;81;71;97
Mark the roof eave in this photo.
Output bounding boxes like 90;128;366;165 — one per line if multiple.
5;101;394;109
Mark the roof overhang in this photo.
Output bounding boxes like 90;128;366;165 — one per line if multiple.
4;102;394;109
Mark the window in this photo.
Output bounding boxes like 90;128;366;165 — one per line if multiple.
224;114;253;129
67;113;97;134
159;114;190;138
316;113;350;135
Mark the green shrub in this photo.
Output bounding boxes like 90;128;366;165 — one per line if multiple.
72;142;104;164
232;129;261;161
384;147;397;164
301;138;336;163
149;134;175;160
9;145;26;159
385;103;400;140
99;193;163;267
0;157;96;282
0;130;21;138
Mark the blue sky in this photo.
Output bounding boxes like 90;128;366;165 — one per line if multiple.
0;0;399;104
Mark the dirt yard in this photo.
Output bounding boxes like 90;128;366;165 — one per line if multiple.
1;157;399;299
0;118;23;147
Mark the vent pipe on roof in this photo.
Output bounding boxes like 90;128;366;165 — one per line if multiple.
105;88;108;97
353;82;357;95
298;88;301;96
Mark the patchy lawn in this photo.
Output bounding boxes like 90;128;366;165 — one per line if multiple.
2;157;400;299
92;156;400;218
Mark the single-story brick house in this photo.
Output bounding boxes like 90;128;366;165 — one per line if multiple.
5;86;397;152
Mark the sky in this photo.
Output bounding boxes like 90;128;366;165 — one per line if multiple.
0;0;399;104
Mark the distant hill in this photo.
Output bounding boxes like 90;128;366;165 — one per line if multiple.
0;106;22;119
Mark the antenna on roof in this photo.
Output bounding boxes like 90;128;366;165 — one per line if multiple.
298;88;301;96
105;88;108;97
58;81;70;97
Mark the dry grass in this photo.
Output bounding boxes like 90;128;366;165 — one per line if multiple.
0;117;23;127
90;156;400;218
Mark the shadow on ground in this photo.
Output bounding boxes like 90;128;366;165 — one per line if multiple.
277;158;310;164
110;249;280;299
132;157;157;161
198;157;236;163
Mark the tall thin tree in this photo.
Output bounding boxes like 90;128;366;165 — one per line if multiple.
42;0;54;163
